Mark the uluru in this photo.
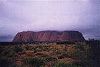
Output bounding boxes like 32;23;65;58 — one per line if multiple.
13;31;85;42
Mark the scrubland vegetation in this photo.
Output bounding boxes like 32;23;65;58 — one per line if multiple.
0;40;100;67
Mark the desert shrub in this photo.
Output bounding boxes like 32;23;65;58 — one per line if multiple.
66;44;90;58
67;45;79;57
7;51;16;57
53;62;82;67
0;58;16;67
23;57;45;67
0;46;16;57
0;46;4;53
66;44;91;67
14;45;23;53
24;45;33;50
0;58;9;67
57;53;69;59
42;56;57;62
55;50;67;56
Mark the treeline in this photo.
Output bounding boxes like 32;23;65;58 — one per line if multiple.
0;40;99;46
0;41;76;45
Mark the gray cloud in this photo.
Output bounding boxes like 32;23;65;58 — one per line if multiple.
0;0;100;41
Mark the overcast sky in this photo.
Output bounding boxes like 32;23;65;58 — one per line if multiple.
0;0;100;42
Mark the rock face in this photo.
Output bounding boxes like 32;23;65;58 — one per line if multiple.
13;31;85;42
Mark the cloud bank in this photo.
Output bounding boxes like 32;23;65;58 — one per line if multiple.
0;0;100;41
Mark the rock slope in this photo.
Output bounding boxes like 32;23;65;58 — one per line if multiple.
13;31;85;42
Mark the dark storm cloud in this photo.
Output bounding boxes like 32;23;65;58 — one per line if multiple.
0;35;13;42
78;24;100;39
